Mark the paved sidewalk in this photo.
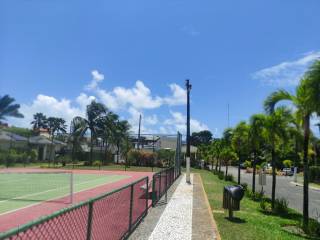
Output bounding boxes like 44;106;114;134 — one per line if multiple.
129;173;219;240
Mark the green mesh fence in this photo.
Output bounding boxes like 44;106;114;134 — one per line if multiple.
0;177;149;240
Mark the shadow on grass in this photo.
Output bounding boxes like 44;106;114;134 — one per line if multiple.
260;210;302;221
225;217;247;224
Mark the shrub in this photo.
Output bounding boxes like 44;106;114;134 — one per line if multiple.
307;219;320;237
217;171;224;180
240;183;248;191
273;197;289;215
93;160;102;167
283;160;293;168
244;160;251;168
246;189;264;201
310;166;320;183
260;198;272;212
29;149;38;162
256;164;261;171
225;174;234;182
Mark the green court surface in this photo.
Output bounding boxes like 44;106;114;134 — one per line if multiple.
0;172;128;214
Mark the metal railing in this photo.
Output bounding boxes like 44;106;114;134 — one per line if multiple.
152;167;180;206
0;177;149;240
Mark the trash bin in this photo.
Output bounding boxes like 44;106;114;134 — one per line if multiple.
223;185;245;219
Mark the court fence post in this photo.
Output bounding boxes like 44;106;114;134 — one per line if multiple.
86;201;94;240
152;175;156;207
129;184;134;232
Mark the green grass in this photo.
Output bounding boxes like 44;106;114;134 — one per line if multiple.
193;168;312;240
0;172;128;214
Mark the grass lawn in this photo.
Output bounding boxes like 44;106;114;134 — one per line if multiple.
193;168;315;240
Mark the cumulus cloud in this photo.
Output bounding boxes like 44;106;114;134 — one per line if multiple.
163;111;209;134
85;70;105;90
252;51;320;86
76;93;96;110
164;84;187;106
9;94;84;128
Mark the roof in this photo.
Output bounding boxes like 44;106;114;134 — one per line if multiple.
0;131;28;142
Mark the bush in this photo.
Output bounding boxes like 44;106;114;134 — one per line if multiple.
283;160;293;168
29;149;38;162
217;171;224;180
93;160;102;167
306;219;320;237
246;189;264;201
273;197;289;215
244;160;251;168
240;183;248;191
260;198;272;212
225;174;234;182
310;166;320;183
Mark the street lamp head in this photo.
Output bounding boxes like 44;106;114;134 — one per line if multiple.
185;79;192;90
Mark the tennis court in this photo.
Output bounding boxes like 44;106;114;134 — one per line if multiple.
0;171;128;215
0;168;153;234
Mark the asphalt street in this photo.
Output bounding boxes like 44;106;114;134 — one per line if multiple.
221;166;320;220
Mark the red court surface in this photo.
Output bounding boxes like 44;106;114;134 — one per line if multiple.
0;168;154;233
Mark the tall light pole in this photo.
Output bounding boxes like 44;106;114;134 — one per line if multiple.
186;79;192;183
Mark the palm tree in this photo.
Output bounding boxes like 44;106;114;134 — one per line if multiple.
113;120;130;164
0;95;24;123
73;101;107;165
69;117;87;164
212;139;223;172
47;117;67;164
248;114;266;193
266;108;292;209
264;64;320;226
31;113;47;130
232;121;249;184
221;146;237;180
96;112;119;163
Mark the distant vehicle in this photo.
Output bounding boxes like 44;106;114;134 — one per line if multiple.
240;163;246;169
282;168;294;176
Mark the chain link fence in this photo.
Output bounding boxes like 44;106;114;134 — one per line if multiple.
0;177;148;240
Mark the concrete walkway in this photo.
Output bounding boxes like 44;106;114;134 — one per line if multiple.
129;173;219;240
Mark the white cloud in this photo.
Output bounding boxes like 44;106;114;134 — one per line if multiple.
164;84;187;106
113;81;163;109
86;70;105;90
163;111;209;134
252;51;320;86
76;93;96;110
10;94;84;128
144;114;158;125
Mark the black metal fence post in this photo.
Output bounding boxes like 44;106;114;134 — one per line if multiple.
86;201;94;240
129;184;134;232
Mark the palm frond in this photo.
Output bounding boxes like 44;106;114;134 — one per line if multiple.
264;89;294;114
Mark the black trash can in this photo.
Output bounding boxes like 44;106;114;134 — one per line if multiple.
223;185;245;219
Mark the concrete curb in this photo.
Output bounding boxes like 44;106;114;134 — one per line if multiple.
290;181;320;191
198;174;221;240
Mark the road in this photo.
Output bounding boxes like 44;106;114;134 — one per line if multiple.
220;166;320;220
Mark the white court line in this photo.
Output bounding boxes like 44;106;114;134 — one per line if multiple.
0;175;129;216
0;175;124;204
149;174;193;240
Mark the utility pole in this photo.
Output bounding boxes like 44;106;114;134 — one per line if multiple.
137;114;141;149
186;79;192;183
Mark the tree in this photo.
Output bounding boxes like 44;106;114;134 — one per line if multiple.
112;120;130;164
248;114;266;193
232;121;249;184
212;138;223;171
264;106;292;212
264;67;320;226
73;101;107;165
47;117;67;164
31;113;47;130
69;117;87;163
190;130;213;146
220;146;237;180
0;95;24;123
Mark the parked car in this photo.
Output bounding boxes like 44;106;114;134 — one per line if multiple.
240;163;246;169
282;168;294;176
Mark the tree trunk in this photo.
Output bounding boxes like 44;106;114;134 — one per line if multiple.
303;115;310;229
90;131;93;165
215;157;219;171
271;143;276;210
225;161;228;180
238;151;241;184
117;142;120;164
252;151;256;193
218;158;222;172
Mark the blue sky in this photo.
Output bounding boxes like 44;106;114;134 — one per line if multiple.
1;0;320;136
